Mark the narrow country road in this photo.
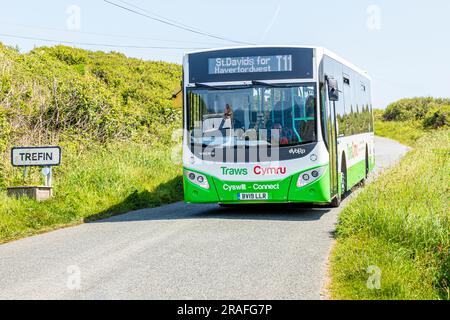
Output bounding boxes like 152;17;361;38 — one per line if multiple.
0;137;410;300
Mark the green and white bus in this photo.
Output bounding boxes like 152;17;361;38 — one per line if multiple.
182;46;374;207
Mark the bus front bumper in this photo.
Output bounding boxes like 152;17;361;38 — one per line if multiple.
183;167;331;205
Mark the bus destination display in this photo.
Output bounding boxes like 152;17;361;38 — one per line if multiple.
208;55;292;75
188;47;314;82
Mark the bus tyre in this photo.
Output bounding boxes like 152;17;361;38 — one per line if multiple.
330;194;341;207
341;159;347;193
360;147;369;186
365;147;369;178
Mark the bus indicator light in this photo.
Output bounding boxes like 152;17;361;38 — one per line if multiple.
297;166;326;188
185;170;210;190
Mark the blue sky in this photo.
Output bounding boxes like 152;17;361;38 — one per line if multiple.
0;0;449;108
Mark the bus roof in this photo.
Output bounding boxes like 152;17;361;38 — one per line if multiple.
185;45;371;81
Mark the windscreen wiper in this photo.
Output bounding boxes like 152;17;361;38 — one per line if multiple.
194;82;260;90
194;83;236;90
194;81;289;90
251;80;293;88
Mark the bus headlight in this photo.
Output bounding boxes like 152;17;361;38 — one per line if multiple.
297;166;326;188
185;170;210;190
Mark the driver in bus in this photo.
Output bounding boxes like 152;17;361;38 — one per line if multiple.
223;104;233;120
221;104;233;129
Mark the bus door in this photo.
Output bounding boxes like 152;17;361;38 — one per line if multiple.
325;77;339;198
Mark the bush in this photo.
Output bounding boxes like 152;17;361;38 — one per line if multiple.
0;43;182;150
0;43;185;243
0;106;10;188
46;46;87;65
423;105;450;129
0;105;10;154
383;97;450;122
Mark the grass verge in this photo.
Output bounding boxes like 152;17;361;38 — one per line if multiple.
329;129;450;299
374;119;426;147
0;141;182;243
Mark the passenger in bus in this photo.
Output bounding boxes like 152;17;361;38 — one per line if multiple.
305;95;315;118
273;123;290;145
299;95;316;142
232;106;244;129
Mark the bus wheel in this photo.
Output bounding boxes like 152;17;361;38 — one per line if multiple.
365;147;369;179
330;193;341;208
341;161;347;197
361;146;369;186
331;160;347;208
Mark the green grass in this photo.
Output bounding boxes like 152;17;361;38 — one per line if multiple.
0;43;185;243
374;119;426;146
329;129;450;299
0;141;182;243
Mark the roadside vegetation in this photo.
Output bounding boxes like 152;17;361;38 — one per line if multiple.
330;97;450;300
0;43;183;242
1;43;449;300
374;98;450;146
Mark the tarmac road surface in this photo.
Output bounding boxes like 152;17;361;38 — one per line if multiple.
0;136;410;299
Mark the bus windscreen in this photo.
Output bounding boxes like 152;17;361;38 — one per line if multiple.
187;84;317;150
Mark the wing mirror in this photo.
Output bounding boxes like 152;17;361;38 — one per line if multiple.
327;77;339;102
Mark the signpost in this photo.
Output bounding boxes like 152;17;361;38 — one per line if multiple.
8;146;61;201
11;146;61;167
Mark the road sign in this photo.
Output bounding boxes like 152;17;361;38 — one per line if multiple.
11;146;61;167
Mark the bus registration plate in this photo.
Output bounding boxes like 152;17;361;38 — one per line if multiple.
238;193;269;201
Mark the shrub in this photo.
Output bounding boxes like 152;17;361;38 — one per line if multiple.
0;106;11;188
45;45;87;65
423;105;450;129
0;43;182;148
383;97;450;122
0;43;184;241
0;105;10;154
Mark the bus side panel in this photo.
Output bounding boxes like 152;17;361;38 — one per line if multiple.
338;133;374;191
323;54;375;192
346;157;366;188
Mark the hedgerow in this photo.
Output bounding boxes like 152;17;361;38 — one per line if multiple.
0;43;182;147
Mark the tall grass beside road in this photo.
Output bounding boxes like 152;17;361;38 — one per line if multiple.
0;141;182;243
0;43;184;243
374;119;424;147
330;106;449;299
